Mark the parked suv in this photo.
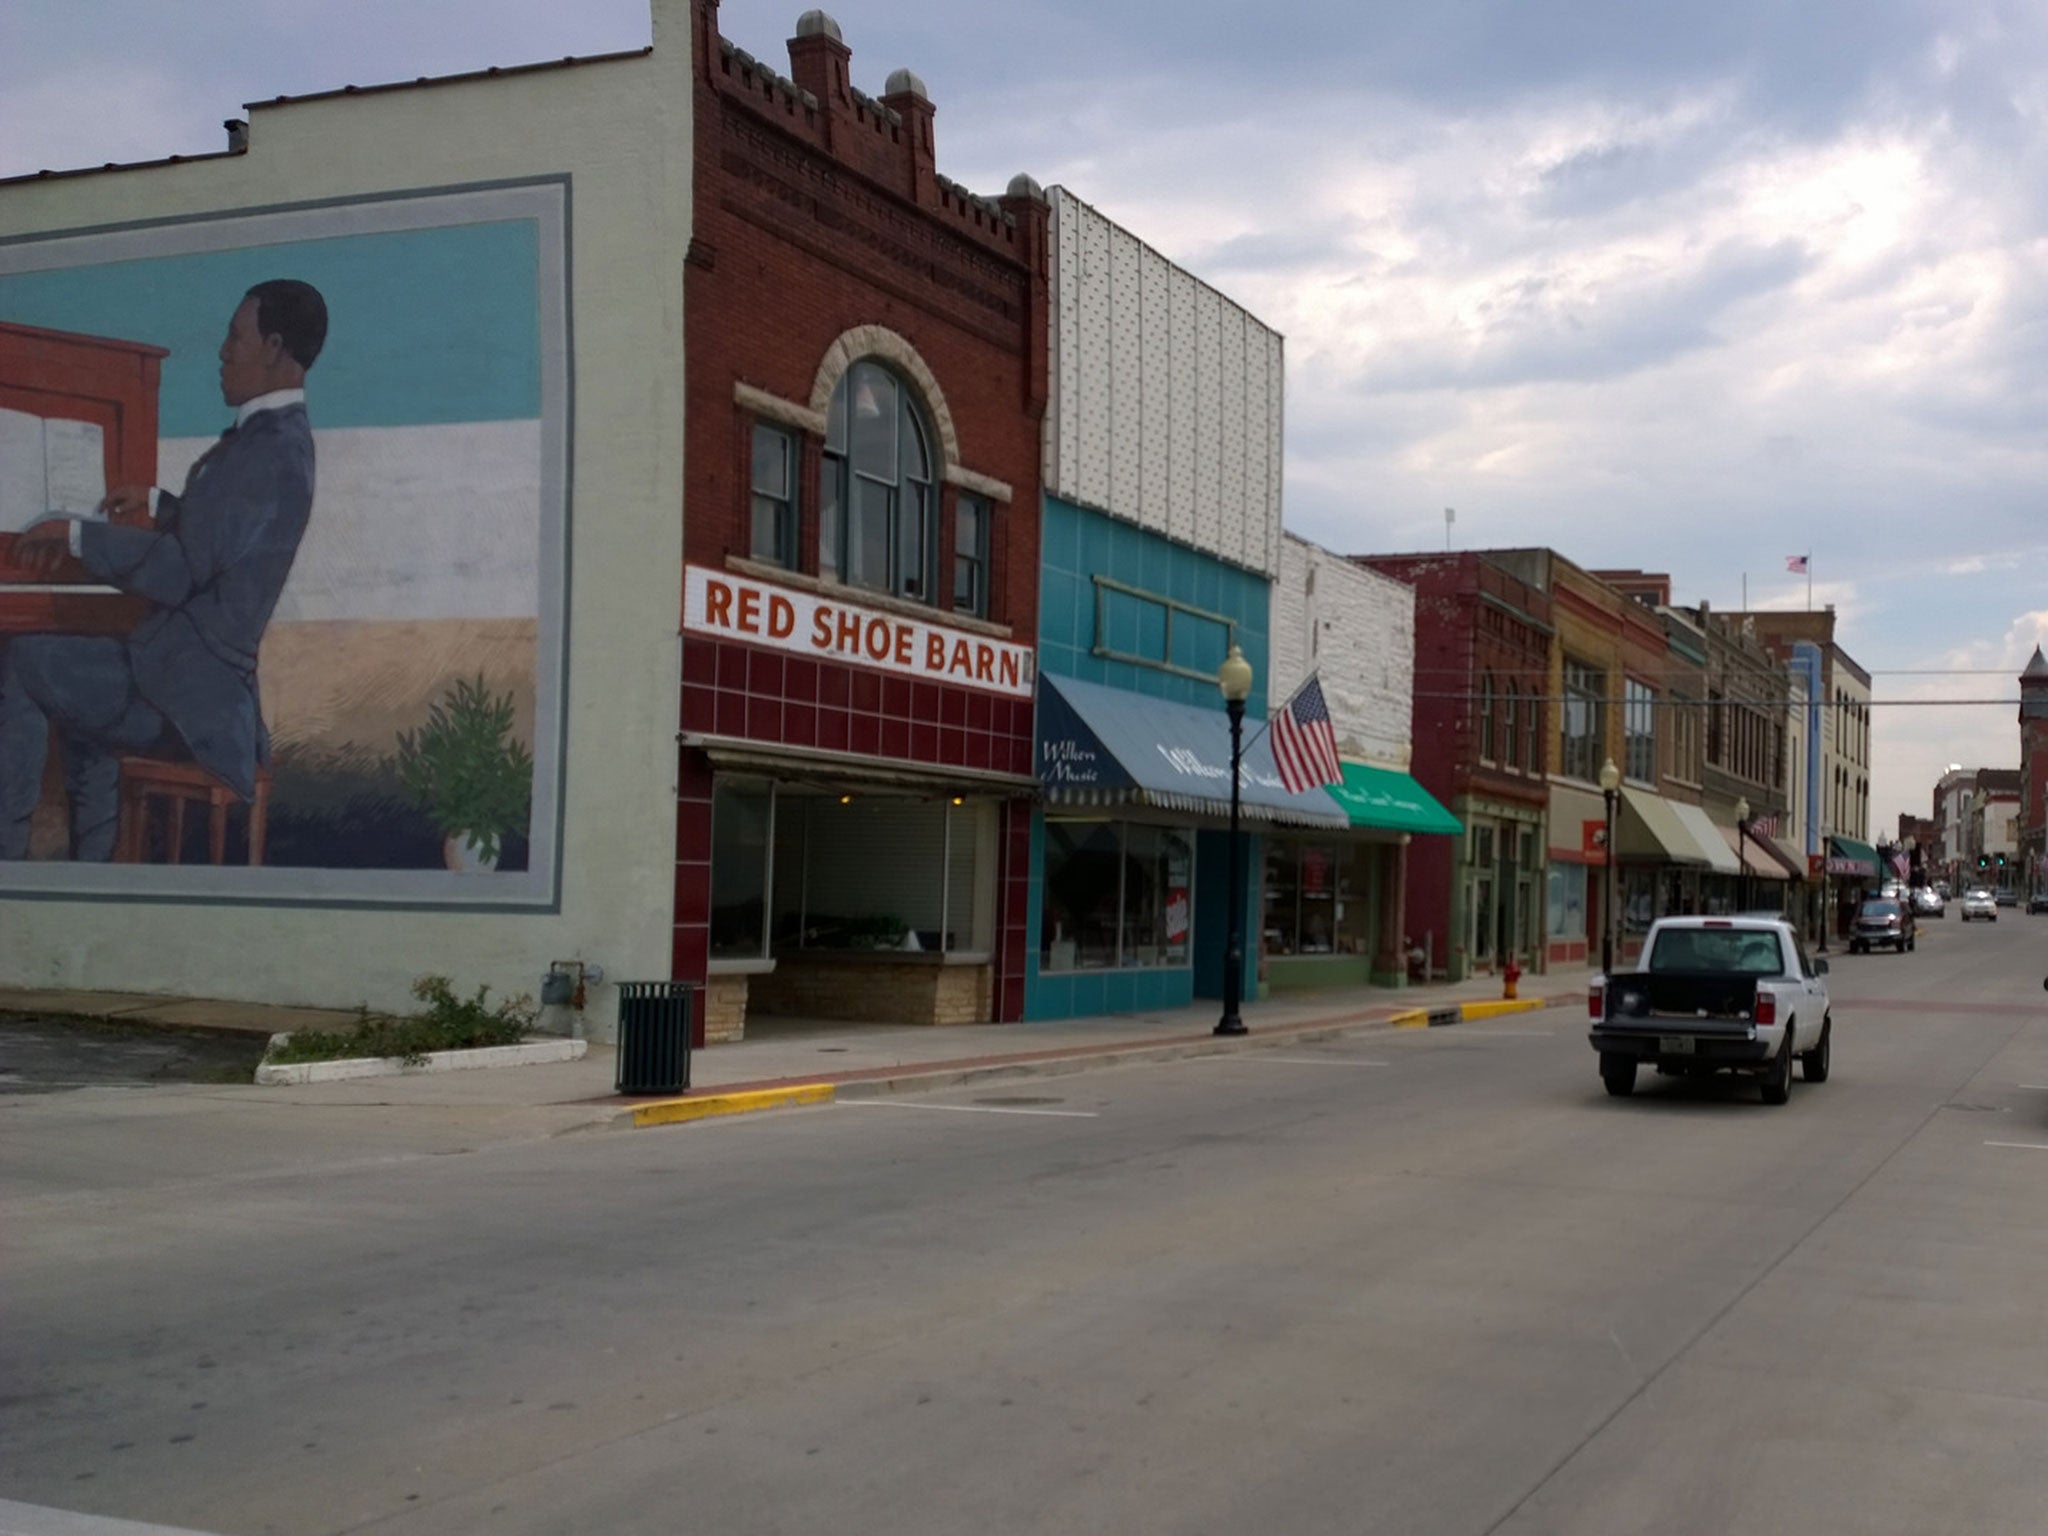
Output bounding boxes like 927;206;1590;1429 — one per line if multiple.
1851;896;1916;953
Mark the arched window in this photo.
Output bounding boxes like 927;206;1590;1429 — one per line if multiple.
1479;672;1497;762
820;360;938;603
1505;684;1521;768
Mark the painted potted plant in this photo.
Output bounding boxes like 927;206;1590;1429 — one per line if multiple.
393;675;534;873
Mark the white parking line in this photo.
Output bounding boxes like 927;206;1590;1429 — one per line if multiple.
2016;1084;2048;1091
1983;1141;2048;1152
1423;1029;1553;1038
840;1101;1100;1118
1189;1056;1390;1068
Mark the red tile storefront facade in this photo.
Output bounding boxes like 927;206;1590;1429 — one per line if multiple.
675;0;1047;1034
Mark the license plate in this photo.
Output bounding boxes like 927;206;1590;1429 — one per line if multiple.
1658;1035;1695;1055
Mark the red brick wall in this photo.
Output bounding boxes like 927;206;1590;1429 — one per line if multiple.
673;0;1047;1018
1356;553;1552;970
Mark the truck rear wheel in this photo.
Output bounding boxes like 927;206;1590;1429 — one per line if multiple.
1760;1036;1793;1105
1801;1019;1831;1083
1600;1055;1637;1097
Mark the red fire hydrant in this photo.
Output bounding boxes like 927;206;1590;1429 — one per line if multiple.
1502;956;1522;1001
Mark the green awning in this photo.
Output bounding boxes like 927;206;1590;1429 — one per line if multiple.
1326;762;1463;835
1826;836;1883;879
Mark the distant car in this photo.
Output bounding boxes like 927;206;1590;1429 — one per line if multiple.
1851;897;1916;953
2030;891;2048;915
1910;887;1945;918
1960;889;1998;921
1995;888;2018;907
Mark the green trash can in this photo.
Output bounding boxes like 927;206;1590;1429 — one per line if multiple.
615;982;694;1095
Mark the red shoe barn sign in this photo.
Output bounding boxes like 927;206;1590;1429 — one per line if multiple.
684;566;1033;699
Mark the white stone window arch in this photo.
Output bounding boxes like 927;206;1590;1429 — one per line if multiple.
817;357;938;603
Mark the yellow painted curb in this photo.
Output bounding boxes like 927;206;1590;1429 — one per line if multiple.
1460;998;1552;1021
1388;1008;1431;1029
630;1082;835;1128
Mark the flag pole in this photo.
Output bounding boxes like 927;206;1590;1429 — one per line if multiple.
1742;572;1748;610
1806;552;1812;612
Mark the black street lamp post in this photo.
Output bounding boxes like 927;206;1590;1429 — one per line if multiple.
1215;644;1254;1037
1735;795;1751;914
1599;757;1621;977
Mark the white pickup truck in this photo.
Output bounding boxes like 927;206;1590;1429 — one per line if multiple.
1588;915;1833;1105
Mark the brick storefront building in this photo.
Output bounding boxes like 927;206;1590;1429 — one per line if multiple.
676;1;1050;1037
1356;553;1551;981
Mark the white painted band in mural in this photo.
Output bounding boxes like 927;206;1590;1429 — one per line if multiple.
684;565;1034;699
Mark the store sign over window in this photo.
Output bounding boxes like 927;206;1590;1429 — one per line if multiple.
684;566;1034;699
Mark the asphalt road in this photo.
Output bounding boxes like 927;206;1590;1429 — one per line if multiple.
0;1019;266;1095
4;918;2046;1536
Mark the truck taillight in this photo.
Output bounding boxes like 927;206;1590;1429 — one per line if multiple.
1588;985;1604;1020
1754;992;1777;1026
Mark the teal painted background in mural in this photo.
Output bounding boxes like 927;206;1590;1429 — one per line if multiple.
0;221;541;434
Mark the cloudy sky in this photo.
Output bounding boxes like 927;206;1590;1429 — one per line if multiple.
7;0;2046;838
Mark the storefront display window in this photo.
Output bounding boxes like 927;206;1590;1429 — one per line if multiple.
769;792;996;955
1547;862;1587;941
1264;841;1370;957
711;780;774;958
1041;819;1194;973
1622;866;1656;935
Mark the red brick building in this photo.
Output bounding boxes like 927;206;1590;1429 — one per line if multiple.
2019;647;2048;897
1355;553;1552;980
676;1;1049;1038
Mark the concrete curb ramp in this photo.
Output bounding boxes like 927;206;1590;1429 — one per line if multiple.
621;994;1566;1129
254;1038;587;1086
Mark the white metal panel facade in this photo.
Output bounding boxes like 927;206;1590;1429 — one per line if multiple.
1046;187;1283;578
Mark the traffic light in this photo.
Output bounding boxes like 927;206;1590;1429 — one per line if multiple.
1997;853;2007;868
1978;854;1989;870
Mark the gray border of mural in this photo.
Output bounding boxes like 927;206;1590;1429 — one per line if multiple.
0;177;572;910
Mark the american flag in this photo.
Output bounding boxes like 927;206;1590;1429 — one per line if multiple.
1271;674;1343;795
1785;554;1809;573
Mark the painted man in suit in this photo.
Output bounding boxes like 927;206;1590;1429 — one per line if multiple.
0;278;326;861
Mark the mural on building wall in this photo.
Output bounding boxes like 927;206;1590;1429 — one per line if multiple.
0;183;567;903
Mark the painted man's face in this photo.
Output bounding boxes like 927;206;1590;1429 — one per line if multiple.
217;296;273;407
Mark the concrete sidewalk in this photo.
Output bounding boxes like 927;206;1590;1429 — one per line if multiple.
0;969;1591;1132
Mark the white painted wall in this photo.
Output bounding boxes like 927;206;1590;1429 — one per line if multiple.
1043;187;1284;578
0;2;693;1030
1271;533;1413;767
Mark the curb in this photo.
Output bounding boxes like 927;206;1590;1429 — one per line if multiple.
254;1038;588;1086
618;990;1578;1129
1388;996;1556;1028
627;1082;835;1128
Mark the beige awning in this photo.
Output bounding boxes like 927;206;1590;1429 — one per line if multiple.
1720;823;1790;881
1669;801;1744;875
1616;787;1710;866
